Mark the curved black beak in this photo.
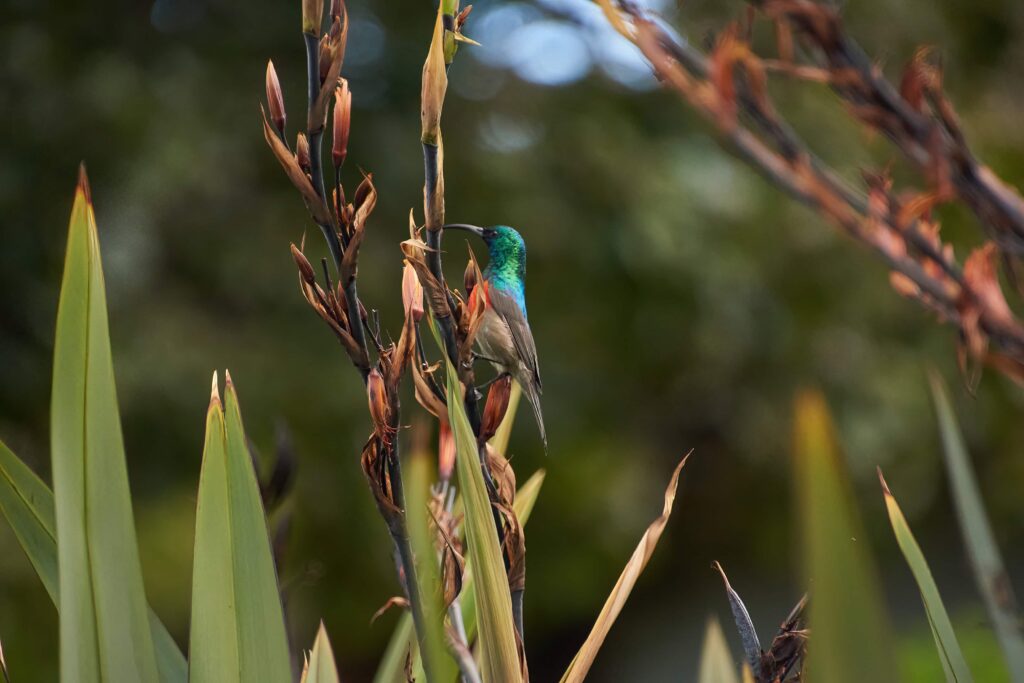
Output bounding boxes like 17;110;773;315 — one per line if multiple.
443;223;486;237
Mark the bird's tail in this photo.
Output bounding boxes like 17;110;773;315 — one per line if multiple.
521;378;547;452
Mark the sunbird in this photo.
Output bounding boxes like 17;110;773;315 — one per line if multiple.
444;224;546;449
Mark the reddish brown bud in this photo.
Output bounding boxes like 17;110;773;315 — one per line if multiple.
480;374;512;442
330;0;343;21
318;34;332;85
402;261;425;323
367;368;391;433
265;60;286;136
464;259;478;296
455;5;473;30
290;243;317;284
296;133;311;174
438;421;455;482
332;80;351;169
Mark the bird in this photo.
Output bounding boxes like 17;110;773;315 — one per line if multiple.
444;223;546;449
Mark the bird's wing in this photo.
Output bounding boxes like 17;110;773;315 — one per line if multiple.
487;285;542;391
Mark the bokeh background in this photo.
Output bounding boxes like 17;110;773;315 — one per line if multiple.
3;0;1024;679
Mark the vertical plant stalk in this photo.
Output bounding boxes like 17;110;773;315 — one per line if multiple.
285;4;433;671
418;0;526;647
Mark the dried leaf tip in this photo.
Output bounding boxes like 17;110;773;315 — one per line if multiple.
224;368;235;390
266;60;286;137
302;0;325;35
332;80;352;169
76;161;92;205
877;466;893;497
210;370;221;406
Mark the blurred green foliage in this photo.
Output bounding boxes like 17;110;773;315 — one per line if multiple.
2;0;1024;680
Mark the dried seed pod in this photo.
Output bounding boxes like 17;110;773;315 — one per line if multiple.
367;368;391;435
265;60;286;136
290;243;317;284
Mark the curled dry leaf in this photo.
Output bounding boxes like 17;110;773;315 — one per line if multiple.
402;261;425;323
401;238;452;320
413;359;448;423
262;108;332;226
340;173;376;287
360;436;399;515
560;453;690;683
371;596;411;624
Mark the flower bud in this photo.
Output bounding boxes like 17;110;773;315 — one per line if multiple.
318;34;332;85
265;60;286;137
464;259;477;296
332;81;351;169
402;261;425;323
367;368;391;433
480;374;512;442
296;133;311;174
438;421;455;482
302;0;324;35
290;243;317;284
330;0;343;21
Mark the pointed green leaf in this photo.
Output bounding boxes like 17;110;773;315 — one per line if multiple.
698;617;740;683
302;623;341;683
50;167;159;683
446;359;522;683
929;372;1024;678
880;470;973;683
0;439;187;683
793;390;898;683
189;373;291;683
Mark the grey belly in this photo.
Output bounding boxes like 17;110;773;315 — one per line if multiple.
477;309;519;374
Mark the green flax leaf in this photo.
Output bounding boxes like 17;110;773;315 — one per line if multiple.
698;617;740;683
0;439;186;683
792;390;898;683
929;372;1024;679
301;623;341;683
50;167;159;683
189;372;291;683
879;469;974;683
446;359;522;683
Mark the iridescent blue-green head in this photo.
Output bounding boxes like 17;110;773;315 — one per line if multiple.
444;224;526;287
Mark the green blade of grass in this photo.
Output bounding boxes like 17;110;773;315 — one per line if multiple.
50;167;159;683
446;359;523;683
698;616;740;683
879;469;974;683
189;373;291;682
0;439;187;683
928;372;1024;679
560;455;688;683
301;622;341;683
793;390;898;683
406;431;458;682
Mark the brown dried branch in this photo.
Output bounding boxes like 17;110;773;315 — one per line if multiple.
601;0;1024;382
